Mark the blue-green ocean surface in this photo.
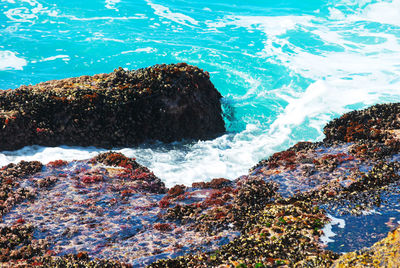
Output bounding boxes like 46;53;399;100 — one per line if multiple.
0;0;400;188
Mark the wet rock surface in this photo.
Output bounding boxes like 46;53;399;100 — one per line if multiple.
0;63;225;150
0;102;400;267
148;103;400;267
332;225;400;267
0;152;241;267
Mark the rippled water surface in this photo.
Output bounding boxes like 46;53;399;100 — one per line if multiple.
1;0;400;187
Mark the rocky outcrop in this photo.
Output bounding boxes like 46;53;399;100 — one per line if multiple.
0;101;400;267
0;63;225;151
150;102;400;267
324;103;400;144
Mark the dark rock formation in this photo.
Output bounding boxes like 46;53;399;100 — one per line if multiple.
0;63;225;151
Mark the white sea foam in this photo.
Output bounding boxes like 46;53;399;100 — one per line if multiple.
3;0;144;22
0;146;105;168
146;0;199;27
3;0;58;23
0;123;281;188
84;33;125;43
320;214;346;244
121;47;157;54
67;15;146;21
361;209;381;216
346;0;400;26
41;55;70;62
207;15;313;36
105;0;120;11
0;50;27;70
207;4;400;147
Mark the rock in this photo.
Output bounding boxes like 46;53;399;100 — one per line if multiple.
0;63;225;150
192;177;232;189
323;103;400;143
150;102;400;267
2;97;400;267
167;184;186;197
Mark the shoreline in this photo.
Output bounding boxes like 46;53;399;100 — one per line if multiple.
0;66;399;266
0;102;398;266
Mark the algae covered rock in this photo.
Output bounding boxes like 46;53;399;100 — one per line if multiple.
323;103;400;143
0;63;225;150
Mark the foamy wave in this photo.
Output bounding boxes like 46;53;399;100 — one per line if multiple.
207;15;313;36
67;15;147;21
0;50;27;71
0;146;104;168
208;5;400;144
3;0;144;22
335;0;400;26
42;55;70;62
0;125;280;188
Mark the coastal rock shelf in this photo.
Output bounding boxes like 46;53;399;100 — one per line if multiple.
0;63;225;151
0;101;400;266
0;152;242;266
148;103;400;267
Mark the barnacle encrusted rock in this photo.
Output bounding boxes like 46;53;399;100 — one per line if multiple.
323;103;400;143
0;63;225;150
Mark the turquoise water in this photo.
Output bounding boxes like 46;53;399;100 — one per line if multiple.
1;0;400;186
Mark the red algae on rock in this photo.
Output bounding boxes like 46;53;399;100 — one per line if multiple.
47;160;68;168
167;185;186;197
192;177;232;189
92;152;137;169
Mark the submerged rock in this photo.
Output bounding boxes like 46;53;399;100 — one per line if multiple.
0;63;225;150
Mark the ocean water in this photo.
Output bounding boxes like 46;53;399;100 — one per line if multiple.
0;0;400;187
